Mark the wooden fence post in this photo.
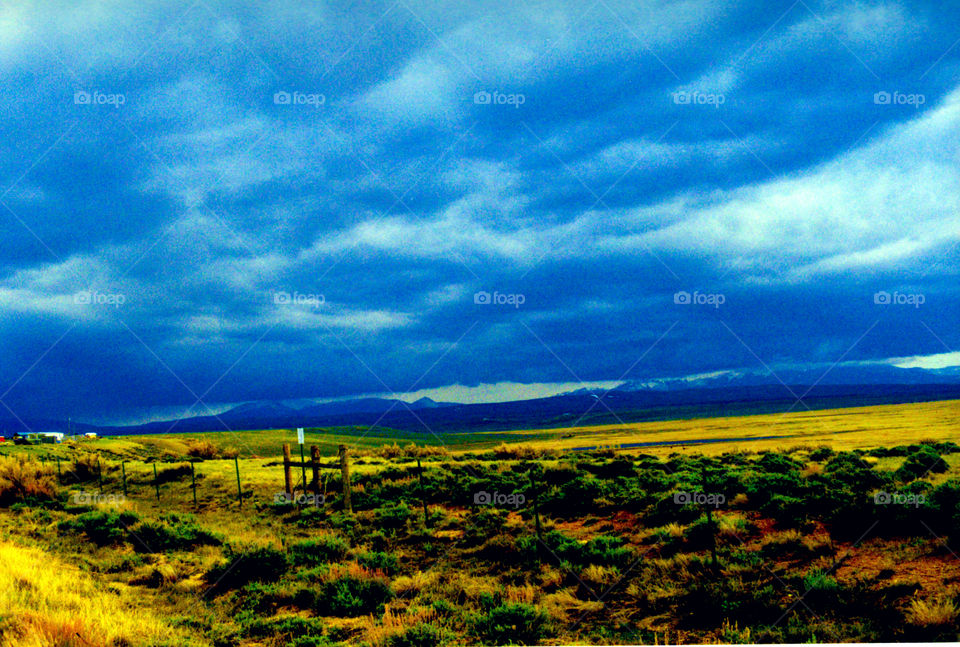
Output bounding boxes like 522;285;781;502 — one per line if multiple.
310;446;321;507
299;443;307;495
417;458;430;527
190;461;198;508
282;444;293;497
153;463;160;501
529;471;543;564
338;444;352;513
96;458;103;495
702;465;718;569
55;457;62;484
121;462;128;497
234;456;243;508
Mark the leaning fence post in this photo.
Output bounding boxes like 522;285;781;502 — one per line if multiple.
234;456;243;508
121;462;128;497
310;446;321;507
190;461;198;508
338;444;352;514
417;458;430;528
55;457;62;484
97;458;103;495
282;444;293;497
153;463;160;501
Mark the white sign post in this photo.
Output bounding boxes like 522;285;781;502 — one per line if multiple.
297;428;306;495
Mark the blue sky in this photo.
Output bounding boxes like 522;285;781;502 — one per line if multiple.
0;0;958;424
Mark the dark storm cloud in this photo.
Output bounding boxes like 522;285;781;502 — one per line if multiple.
1;0;958;421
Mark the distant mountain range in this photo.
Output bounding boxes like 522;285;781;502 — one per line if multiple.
3;363;960;437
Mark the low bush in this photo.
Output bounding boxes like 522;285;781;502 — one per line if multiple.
60;509;140;545
185;439;219;459
133;513;221;552
207;544;288;589
155;463;194;484
474;603;548;646
0;456;57;506
356;550;398;574
375;502;414;531
297;564;393;616
289;536;349;566
896;447;949;482
387;622;448;647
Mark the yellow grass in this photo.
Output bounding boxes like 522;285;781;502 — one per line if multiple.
0;541;193;647
906;597;959;626
482;398;960;456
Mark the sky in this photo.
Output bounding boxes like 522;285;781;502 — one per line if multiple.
0;0;958;425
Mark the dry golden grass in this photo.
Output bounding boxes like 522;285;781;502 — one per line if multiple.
906;597;959;626
391;570;440;596
364;604;439;647
716;512;750;538
0;457;56;506
0;541;193;647
485;398;960;456
580;564;622;588
541;589;603;623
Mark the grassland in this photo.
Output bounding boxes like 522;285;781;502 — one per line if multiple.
0;399;958;646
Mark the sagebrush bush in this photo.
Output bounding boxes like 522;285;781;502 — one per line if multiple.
387;622;448;647
60;510;140;546
896;447;948;482
474;603;548;646
297;564;393;616
289;535;349;566
185;439;219;459
207;544;288;589
0;456;57;506
133;513;221;552
356;550;398;574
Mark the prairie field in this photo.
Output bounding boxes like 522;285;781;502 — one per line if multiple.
0;399;959;646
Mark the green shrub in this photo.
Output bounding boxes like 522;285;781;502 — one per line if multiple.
133;513;220;552
375;502;413;530
896;447;948;482
241;615;326;641
356;550;398;574
756;453;802;474
581;535;634;567
59;510;139;545
808;447;835;461
289;536;349;566
474;603;548;646
207;544;288;589
387;622;448;647
300;568;393;616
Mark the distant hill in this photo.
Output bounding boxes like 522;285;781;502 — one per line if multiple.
7;362;960;438
72;382;960;437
